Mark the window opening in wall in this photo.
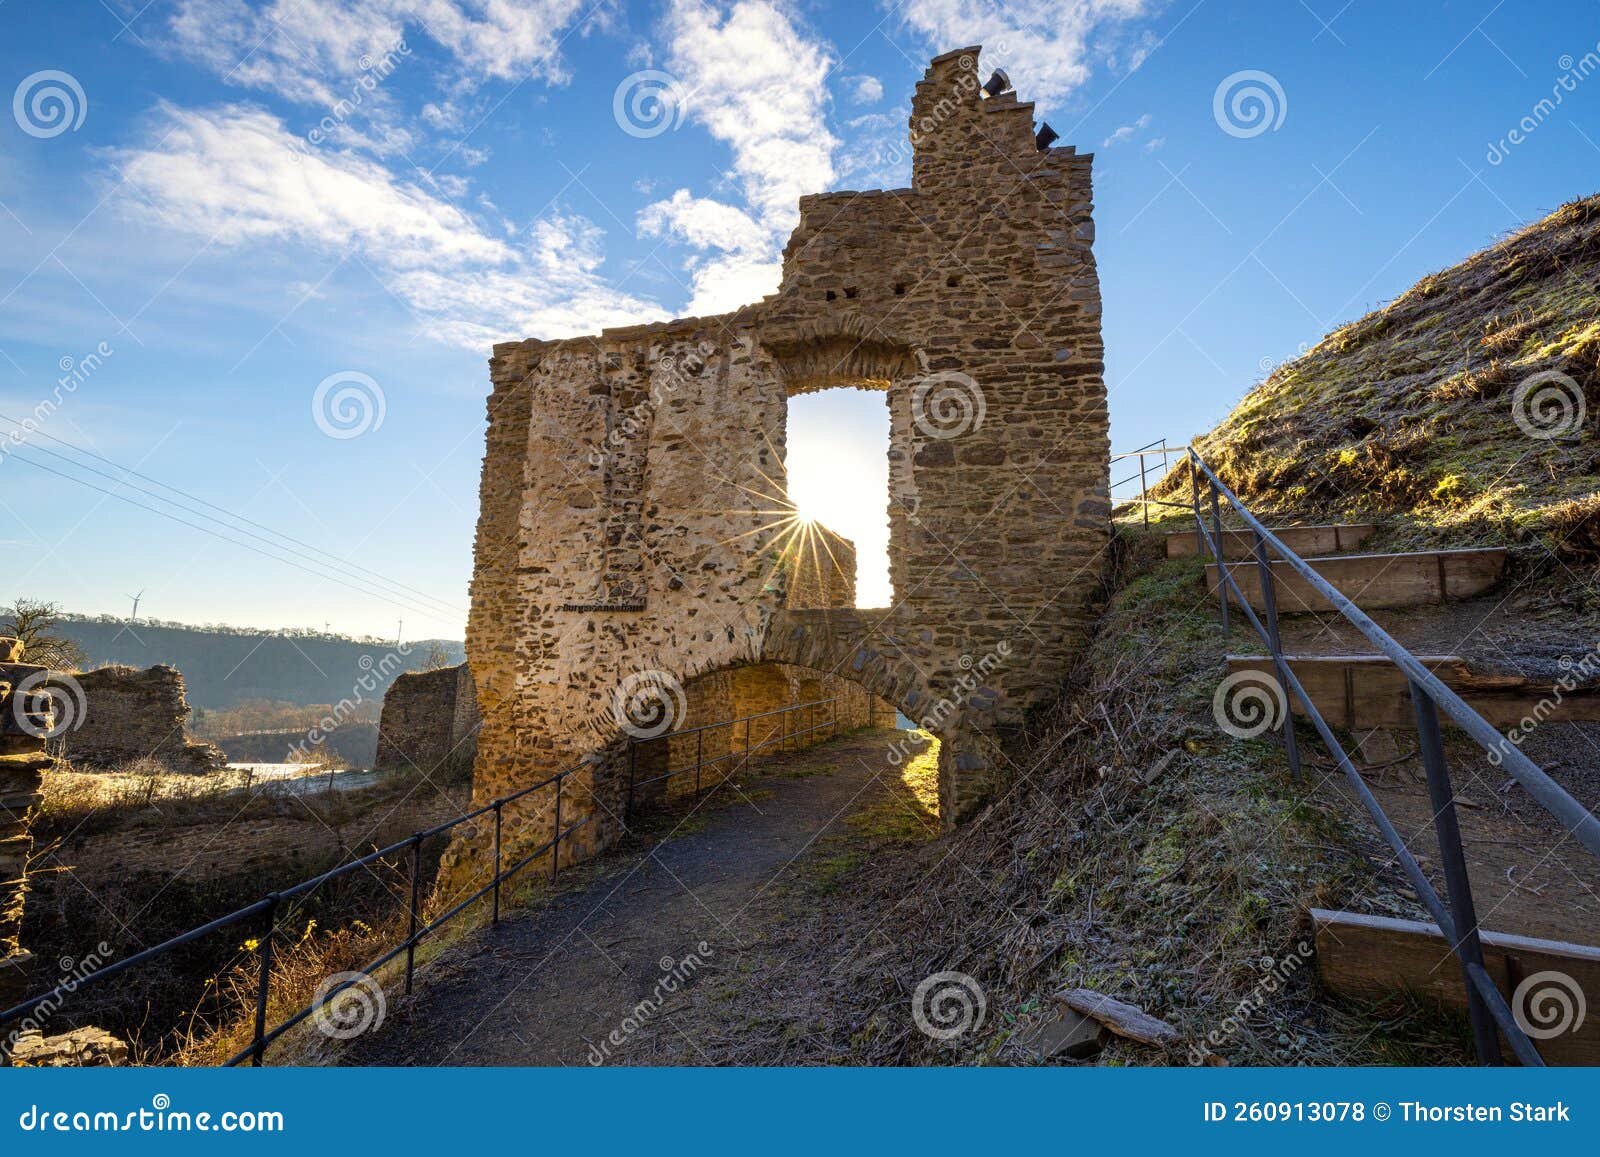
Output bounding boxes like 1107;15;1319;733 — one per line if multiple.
784;387;892;608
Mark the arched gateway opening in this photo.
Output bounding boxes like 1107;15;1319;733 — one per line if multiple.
447;48;1110;888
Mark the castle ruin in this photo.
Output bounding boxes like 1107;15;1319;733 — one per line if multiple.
454;48;1110;875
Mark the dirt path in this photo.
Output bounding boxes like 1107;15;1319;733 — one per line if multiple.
337;728;926;1066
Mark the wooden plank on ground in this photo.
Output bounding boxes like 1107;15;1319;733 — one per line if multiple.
1226;655;1600;729
1167;523;1376;559
1204;548;1507;614
1313;908;1600;1065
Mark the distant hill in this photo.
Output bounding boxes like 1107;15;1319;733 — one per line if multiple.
1165;194;1599;561
55;616;465;710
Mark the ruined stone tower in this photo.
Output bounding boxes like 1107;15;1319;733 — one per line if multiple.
457;48;1109;874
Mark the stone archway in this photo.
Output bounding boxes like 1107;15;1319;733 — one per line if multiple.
453;47;1109;881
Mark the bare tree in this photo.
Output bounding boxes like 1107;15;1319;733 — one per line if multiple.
421;641;452;671
2;598;88;670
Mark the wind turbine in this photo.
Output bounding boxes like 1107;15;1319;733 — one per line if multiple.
127;590;145;621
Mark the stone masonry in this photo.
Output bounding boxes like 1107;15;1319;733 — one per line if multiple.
375;662;481;775
57;666;225;775
0;637;50;1016
454;49;1109;880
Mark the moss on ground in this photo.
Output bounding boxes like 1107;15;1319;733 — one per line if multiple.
1154;194;1600;574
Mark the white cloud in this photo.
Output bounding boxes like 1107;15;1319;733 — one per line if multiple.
1143;136;1165;153
623;1;841;314
664;0;838;235
106;103;667;347
162;0;594;113
639;190;768;254
1103;112;1151;146
892;0;1162;106
850;75;885;104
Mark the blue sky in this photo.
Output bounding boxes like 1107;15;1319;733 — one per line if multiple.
1;0;1596;637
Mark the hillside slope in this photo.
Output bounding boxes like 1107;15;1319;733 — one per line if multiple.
54;617;464;709
1167;195;1599;564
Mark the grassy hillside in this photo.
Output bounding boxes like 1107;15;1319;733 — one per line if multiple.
52;616;464;710
1165;195;1600;564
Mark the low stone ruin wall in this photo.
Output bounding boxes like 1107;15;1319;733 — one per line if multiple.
0;637;48;1014
375;663;480;775
56;666;225;775
632;662;897;808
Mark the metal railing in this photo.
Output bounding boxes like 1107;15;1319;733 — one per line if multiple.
1110;439;1190;526
1187;448;1600;1066
626;696;845;815
2;693;871;1067
0;760;590;1067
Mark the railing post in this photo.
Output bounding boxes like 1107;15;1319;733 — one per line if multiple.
695;729;703;796
492;801;503;925
1190;452;1203;554
1411;680;1503;1065
550;775;563;884
1211;480;1230;636
626;740;637;819
250;894;278;1067
405;832;423;995
1251;530;1302;780
1139;451;1150;529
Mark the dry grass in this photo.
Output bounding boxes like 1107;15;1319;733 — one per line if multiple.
619;538;1472;1066
1154;192;1600;565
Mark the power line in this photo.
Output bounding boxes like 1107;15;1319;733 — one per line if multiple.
0;413;465;618
4;449;463;624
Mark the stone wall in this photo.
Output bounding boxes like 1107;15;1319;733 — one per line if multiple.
639;662;896;808
375;663;480;775
455;48;1108;878
783;523;857;610
57;666;225;775
0;637;48;1013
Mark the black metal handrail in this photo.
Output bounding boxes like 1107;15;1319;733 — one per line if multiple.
0;759;587;1066
1187;447;1599;1066
2;693;861;1067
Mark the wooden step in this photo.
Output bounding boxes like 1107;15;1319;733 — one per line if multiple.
1167;522;1375;560
1313;908;1600;1065
1204;547;1507;614
1227;654;1600;729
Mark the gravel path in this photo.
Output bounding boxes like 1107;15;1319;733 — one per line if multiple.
337;729;911;1066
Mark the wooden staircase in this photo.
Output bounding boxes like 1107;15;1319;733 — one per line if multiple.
1225;654;1600;730
1204;547;1508;614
